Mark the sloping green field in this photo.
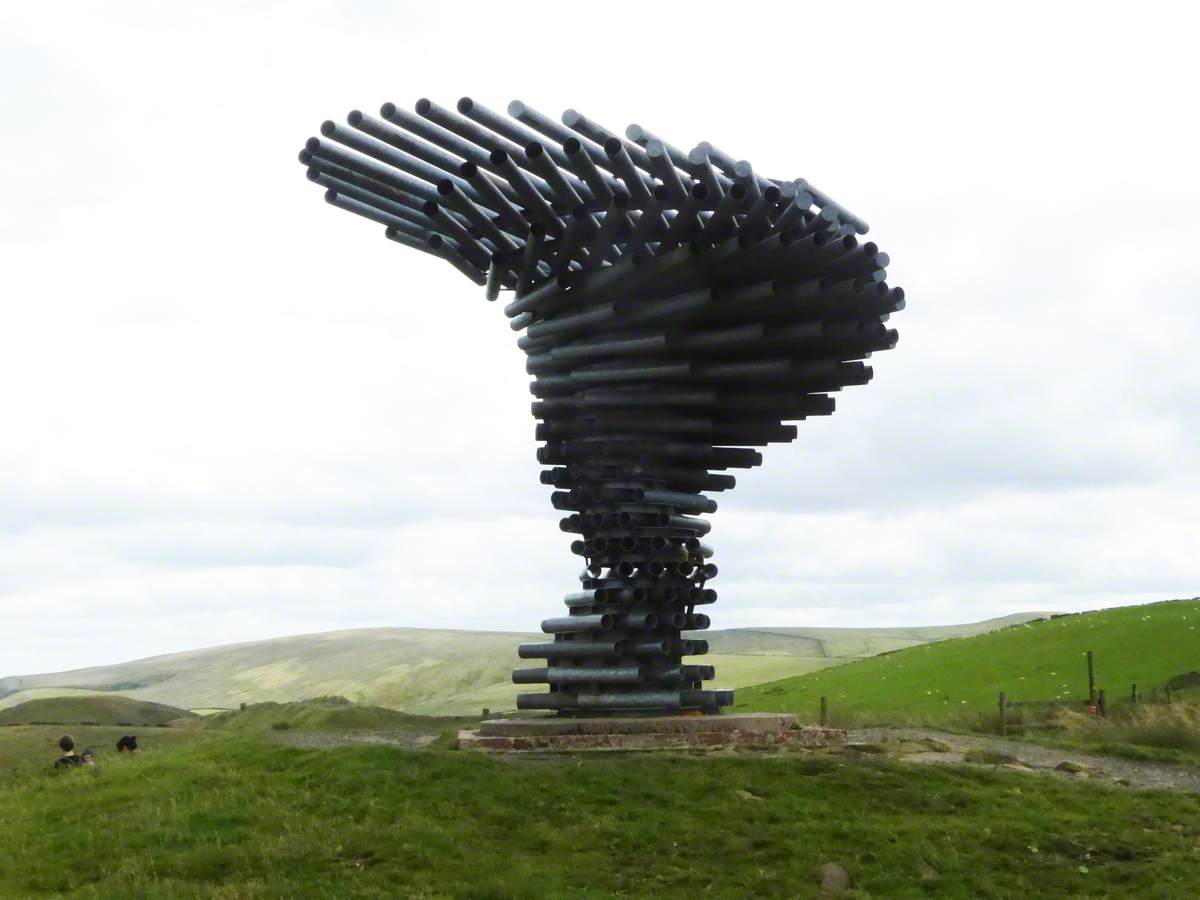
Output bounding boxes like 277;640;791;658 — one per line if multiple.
738;598;1200;724
0;695;195;727
0;615;1044;716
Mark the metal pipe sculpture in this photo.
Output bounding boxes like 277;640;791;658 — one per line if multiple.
300;98;903;715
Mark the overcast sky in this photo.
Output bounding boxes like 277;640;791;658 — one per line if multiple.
3;2;1198;677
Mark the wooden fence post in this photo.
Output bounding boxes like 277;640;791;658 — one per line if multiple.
1086;650;1096;703
819;696;828;727
998;691;1007;736
1097;689;1107;718
1131;683;1138;705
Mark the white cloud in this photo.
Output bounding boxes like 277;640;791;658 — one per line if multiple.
2;1;1198;674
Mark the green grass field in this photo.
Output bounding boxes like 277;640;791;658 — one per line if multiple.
737;598;1200;725
2;726;1198;898
0;615;1045;717
0;725;208;783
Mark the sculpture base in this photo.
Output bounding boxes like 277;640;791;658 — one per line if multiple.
458;713;845;753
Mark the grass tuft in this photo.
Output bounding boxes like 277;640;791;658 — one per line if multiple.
1051;703;1200;752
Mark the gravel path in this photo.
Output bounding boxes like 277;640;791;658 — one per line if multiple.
273;730;441;750
848;727;1200;793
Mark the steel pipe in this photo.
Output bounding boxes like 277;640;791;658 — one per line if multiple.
540;614;614;633
517;641;625;659
489;149;560;233
458;161;526;231
603;137;651;205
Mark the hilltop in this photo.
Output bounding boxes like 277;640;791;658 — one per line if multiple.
0;615;1045;716
737;597;1200;723
0;695;194;727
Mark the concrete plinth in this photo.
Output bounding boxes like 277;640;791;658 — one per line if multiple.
459;713;846;753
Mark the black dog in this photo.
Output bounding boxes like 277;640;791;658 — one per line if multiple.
116;735;138;753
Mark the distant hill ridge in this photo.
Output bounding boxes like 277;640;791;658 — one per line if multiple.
1;614;1050;716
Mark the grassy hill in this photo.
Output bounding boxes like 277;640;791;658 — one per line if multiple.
705;615;1044;658
0;686;116;712
201;697;469;733
0;615;1044;716
737;598;1200;724
0;695;195;727
2;726;1198;896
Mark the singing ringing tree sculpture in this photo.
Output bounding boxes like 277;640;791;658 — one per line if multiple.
300;97;903;716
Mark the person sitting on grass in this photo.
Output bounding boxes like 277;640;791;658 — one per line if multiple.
80;747;97;765
54;735;84;769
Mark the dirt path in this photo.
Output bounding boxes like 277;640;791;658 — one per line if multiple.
848;727;1200;793
274;730;442;750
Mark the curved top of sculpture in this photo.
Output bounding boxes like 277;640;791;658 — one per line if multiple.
300;97;904;715
301;99;890;289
